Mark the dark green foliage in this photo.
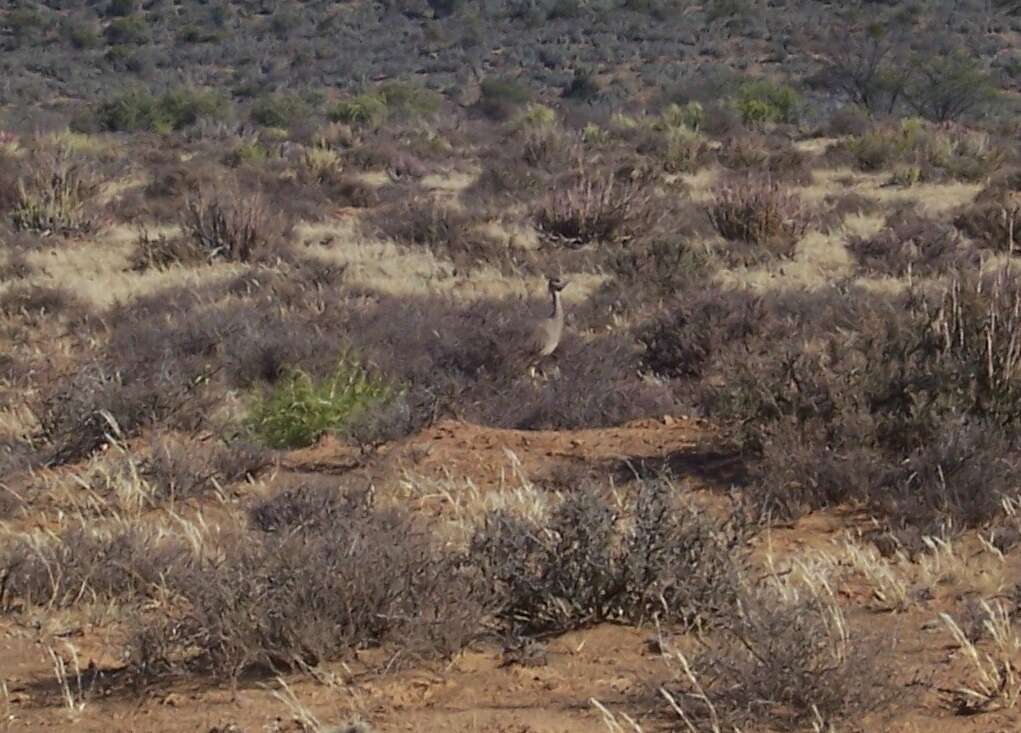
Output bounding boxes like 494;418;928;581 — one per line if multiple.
562;67;601;101
104;15;149;45
478;77;531;120
906;50;999;122
96;88;228;133
104;0;137;19
249;93;308;128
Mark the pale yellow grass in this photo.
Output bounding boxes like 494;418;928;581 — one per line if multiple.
840;211;886;240
675;166;721;204
351;170;390;188
794;137;841;154
42;130;113;158
296;221;606;301
421;168;478;193
714;228;853;292
803;167;981;215
16;225;247;308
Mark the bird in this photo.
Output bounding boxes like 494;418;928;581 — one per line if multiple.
528;275;569;379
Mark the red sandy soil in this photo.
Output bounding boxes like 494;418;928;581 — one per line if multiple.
2;418;1018;732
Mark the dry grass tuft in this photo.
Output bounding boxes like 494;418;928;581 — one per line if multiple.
706;177;810;257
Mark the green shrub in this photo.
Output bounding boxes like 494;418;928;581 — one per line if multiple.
269;5;302;37
97;87;228;133
562;67;601;100
478;77;530;121
662;126;710;173
660;101;704;132
247;359;397;449
846;119;1002;181
250;93;308;128
62;18;102;49
104;14;149;45
378;81;441;119
328;93;388;128
735;79;800;127
223;140;269;167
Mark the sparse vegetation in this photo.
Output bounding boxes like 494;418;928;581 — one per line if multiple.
2;0;1021;728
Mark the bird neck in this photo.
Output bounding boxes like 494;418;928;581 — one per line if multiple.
549;289;563;320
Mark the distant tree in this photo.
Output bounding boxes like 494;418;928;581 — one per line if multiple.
906;50;999;122
813;3;918;115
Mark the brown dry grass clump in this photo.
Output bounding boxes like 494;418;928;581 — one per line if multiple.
180;184;293;262
8;147;103;237
705;177;809;257
954;170;1021;254
535;163;660;248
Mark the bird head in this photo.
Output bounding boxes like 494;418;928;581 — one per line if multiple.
547;276;568;293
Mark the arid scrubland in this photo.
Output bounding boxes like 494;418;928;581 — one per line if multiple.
3;0;1021;730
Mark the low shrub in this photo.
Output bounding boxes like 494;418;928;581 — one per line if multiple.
377;80;442;120
35;360;214;466
328;93;388;129
139;433;270;502
666;586;891;730
179;185;292;262
469;482;746;634
607;234;712;297
477;77;531;121
0;524;185;611
705;177;809;254
132;494;481;680
130;224;207;270
690;269;1021;529
368;197;505;269
535;164;659;247
9;148;102;236
847;210;975;276
96;87;228;133
246;358;398;449
845;119;1003;181
717;135;813;185
955;171;1021;253
250;93;309;128
639;288;765;380
0;284;83;317
734;78;800;127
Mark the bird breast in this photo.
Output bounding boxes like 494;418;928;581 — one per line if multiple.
535;317;563;357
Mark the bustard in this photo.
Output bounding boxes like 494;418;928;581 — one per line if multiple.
528;275;568;378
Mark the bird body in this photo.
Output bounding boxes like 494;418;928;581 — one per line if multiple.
528;276;568;377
